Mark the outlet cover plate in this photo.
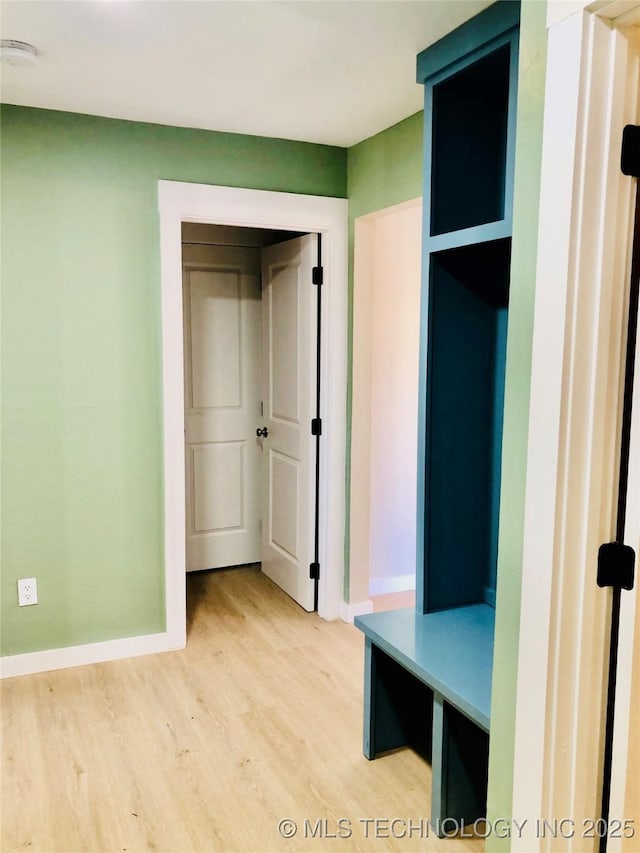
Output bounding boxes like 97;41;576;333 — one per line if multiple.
17;577;38;606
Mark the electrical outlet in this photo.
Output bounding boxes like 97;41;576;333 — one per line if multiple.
17;577;38;607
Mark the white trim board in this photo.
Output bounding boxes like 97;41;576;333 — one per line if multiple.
368;574;416;597
340;599;374;624
159;181;349;652
0;633;177;680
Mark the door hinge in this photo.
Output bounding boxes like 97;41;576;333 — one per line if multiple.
310;562;320;580
597;542;636;590
312;266;323;286
311;417;322;436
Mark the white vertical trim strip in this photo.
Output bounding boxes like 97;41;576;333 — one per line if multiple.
159;193;188;650
317;199;349;619
608;20;640;846
549;16;613;831
547;1;591;29
350;217;376;604
511;13;585;847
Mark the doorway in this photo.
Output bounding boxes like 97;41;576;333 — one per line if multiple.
349;198;422;615
181;223;319;612
159;181;348;649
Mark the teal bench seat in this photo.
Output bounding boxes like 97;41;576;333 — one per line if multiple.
355;604;494;833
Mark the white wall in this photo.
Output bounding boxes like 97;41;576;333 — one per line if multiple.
350;199;422;601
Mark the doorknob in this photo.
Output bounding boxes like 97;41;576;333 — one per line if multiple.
256;427;269;438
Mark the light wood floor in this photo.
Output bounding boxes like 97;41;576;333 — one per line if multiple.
1;567;483;853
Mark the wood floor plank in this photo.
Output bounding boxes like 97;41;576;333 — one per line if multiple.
1;566;484;852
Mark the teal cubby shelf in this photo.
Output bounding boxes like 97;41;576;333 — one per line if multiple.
355;0;520;834
424;238;510;613
430;44;511;236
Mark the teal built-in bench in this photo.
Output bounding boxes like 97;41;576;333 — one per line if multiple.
355;605;493;832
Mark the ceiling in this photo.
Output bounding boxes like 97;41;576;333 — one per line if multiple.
0;0;492;147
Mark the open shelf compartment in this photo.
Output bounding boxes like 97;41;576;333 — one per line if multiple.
422;238;510;613
429;43;512;237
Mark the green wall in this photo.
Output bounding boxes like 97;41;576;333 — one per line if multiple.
487;1;548;845
344;112;424;596
0;105;346;656
347;111;424;222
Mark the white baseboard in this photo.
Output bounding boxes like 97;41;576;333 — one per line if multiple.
0;631;185;680
340;599;374;623
368;574;416;596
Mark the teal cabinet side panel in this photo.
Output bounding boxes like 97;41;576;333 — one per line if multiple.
487;307;509;602
415;103;433;615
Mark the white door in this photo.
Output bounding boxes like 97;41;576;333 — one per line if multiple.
183;244;262;571
260;235;318;611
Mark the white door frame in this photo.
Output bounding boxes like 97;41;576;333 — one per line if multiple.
158;181;348;648
512;4;639;848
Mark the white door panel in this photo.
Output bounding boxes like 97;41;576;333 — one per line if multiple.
261;235;317;611
183;244;262;571
270;451;299;558
270;264;300;422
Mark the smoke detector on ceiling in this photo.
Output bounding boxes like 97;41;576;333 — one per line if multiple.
0;40;38;67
